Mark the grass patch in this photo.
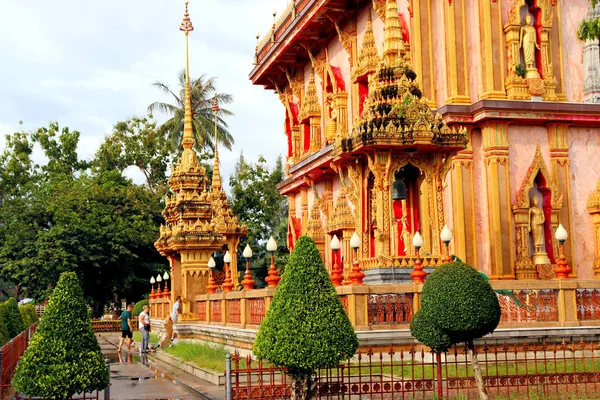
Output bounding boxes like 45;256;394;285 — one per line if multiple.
163;341;230;372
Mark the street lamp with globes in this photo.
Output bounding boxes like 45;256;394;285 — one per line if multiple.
163;271;171;297
156;274;163;297
206;256;217;294
554;224;571;279
150;276;156;299
222;251;234;292
330;235;343;286
348;231;365;285
265;236;280;288
440;225;453;263
410;232;426;283
241;244;255;290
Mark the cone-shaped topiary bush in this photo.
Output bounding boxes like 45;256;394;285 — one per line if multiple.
12;272;109;399
0;297;25;338
254;236;358;400
19;304;39;328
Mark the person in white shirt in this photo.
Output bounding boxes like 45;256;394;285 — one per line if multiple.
170;296;181;342
138;305;151;353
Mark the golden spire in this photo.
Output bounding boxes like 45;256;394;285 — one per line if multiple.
211;96;222;191
180;2;195;151
382;0;404;65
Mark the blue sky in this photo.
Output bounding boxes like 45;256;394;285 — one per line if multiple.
0;0;289;189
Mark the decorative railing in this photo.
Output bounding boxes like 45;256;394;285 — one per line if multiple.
230;339;600;400
91;318;138;332
360;255;442;270
367;293;413;324
229;299;241;324
185;281;600;331
212;300;222;323
576;288;600;320
498;289;559;323
1;323;38;399
248;298;266;325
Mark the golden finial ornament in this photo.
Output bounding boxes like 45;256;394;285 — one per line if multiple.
181;1;195;153
212;95;222;191
382;0;404;65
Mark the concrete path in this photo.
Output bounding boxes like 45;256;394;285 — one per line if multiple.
97;333;220;400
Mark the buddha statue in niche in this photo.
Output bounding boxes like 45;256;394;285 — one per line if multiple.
520;14;541;79
529;195;551;265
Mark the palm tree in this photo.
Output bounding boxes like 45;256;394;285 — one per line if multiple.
148;70;235;153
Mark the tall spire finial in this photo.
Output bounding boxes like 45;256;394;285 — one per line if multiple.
181;2;195;151
382;0;404;65
211;96;222;191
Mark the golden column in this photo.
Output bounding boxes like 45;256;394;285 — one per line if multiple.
547;123;575;276
443;0;471;104
410;0;436;105
478;0;506;99
480;121;515;278
587;181;600;278
450;129;477;266
300;188;309;235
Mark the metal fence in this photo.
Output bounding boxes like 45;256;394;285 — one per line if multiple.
229;339;600;399
0;323;38;399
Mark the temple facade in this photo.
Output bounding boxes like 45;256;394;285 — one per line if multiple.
249;0;600;283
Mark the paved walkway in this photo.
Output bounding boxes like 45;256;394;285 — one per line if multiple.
97;333;225;400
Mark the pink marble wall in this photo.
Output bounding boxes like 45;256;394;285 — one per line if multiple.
568;127;600;278
466;0;482;102
507;126;550;205
471;130;492;275
327;31;352;133
431;0;447;106
560;0;588;102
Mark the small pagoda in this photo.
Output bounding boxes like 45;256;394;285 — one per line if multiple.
154;2;246;318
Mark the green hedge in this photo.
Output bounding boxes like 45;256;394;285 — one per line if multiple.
132;299;149;317
12;272;109;399
0;314;8;346
0;298;25;338
19;304;38;328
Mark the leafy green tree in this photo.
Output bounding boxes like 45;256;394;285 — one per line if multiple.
0;314;8;346
12;272;109;399
579;0;600;41
32;122;89;178
19;304;38;327
229;154;288;287
0;297;25;338
410;262;501;400
147;70;235;153
254;236;358;400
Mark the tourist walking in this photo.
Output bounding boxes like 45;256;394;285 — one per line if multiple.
170;296;181;342
118;303;134;352
138;304;151;353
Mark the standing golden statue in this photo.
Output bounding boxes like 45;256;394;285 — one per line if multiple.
529;195;551;265
529;196;545;253
519;14;541;79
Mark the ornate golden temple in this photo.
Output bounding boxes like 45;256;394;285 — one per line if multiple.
151;1;600;347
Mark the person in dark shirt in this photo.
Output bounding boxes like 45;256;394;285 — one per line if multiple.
118;304;134;352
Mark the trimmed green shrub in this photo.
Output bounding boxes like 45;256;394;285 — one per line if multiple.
411;262;501;400
254;236;358;400
12;272;109;399
0;314;9;346
19;304;38;327
0;298;25;338
419;262;501;343
132;299;149;317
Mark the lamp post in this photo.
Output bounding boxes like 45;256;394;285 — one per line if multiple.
163;271;171;297
150;277;156;299
241;244;255;290
410;232;426;283
222;251;234;292
265;236;280;288
554;224;571;279
348;231;365;285
440;225;453;263
330;235;343;286
206;256;218;294
156;274;163;297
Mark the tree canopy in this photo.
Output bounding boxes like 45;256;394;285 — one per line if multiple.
578;0;600;41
